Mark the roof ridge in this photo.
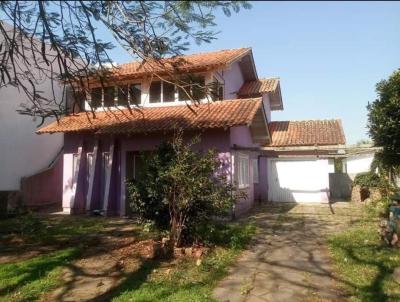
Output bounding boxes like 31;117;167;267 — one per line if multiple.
269;119;342;123
117;47;251;66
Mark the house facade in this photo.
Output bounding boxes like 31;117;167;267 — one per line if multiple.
38;48;346;216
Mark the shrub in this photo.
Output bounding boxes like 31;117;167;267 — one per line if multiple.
127;130;241;246
353;171;384;188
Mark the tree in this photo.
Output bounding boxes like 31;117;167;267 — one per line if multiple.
0;1;250;122
127;131;240;247
367;70;400;180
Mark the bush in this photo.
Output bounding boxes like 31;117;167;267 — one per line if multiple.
353;171;384;188
353;171;394;198
127;130;240;246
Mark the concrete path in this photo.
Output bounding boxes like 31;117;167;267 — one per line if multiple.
213;202;362;302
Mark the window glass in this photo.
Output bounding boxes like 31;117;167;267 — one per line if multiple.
211;78;223;101
192;76;205;100
178;86;190;101
103;86;115;107
90;88;102;108
72;153;79;180
163;81;175;102
238;154;249;189
149;81;161;103
218;85;224;100
117;85;129;106
129;84;141;105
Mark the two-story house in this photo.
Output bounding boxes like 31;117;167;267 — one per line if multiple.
37;48;346;216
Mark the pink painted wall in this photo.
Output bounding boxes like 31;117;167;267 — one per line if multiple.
21;153;63;208
219;62;245;100
64;129;232;216
258;156;268;202
229;126;262;216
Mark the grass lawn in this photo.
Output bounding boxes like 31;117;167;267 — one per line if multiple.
327;202;400;302
0;213;256;302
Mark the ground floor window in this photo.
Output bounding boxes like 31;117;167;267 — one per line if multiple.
238;153;250;189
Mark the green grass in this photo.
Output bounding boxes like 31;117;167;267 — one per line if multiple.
327;202;400;302
0;213;256;302
0;213;108;246
0;247;80;302
109;222;257;302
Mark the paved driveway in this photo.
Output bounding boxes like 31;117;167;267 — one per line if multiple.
213;202;362;302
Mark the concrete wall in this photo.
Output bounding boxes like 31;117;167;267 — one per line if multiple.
345;153;374;180
21;154;63;208
0;27;64;191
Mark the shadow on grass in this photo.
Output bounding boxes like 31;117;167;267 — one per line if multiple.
0;247;80;300
86;259;161;302
332;241;400;302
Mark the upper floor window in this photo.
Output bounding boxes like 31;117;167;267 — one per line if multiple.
211;77;224;101
149;76;205;104
90;83;141;108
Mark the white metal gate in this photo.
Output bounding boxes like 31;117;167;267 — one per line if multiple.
268;158;330;203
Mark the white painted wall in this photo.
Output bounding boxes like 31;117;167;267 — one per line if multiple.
345;153;374;179
0;27;63;191
268;158;330;203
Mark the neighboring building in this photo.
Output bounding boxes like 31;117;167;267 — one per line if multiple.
343;145;380;180
0;22;64;210
37;48;346;215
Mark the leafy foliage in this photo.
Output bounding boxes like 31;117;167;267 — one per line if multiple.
367;70;400;168
0;1;250;121
353;172;386;188
127;131;240;246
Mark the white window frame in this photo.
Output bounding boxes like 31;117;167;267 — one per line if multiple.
252;158;259;184
86;83;142;111
237;153;250;189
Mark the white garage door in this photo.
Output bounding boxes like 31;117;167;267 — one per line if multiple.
268;158;330;203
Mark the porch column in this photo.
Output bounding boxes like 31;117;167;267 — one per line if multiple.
85;140;99;212
102;141;115;215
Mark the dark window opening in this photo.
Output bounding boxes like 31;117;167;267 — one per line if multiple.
163;82;175;102
103;86;115;107
117;85;129;106
149;81;161;103
90;88;102;108
130;84;141;105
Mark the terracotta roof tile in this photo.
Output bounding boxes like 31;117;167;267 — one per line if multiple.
238;78;279;97
37;98;262;135
269;120;346;147
105;48;251;81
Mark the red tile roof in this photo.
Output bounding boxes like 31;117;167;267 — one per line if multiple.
37;98;262;135
238;78;279;97
100;48;251;82
268;120;346;147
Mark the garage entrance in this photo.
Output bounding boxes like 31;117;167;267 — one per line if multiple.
268;158;330;203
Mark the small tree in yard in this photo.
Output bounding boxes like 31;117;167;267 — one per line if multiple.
127;131;239;247
367;70;400;184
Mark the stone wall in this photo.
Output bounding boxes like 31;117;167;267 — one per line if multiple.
351;185;382;204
